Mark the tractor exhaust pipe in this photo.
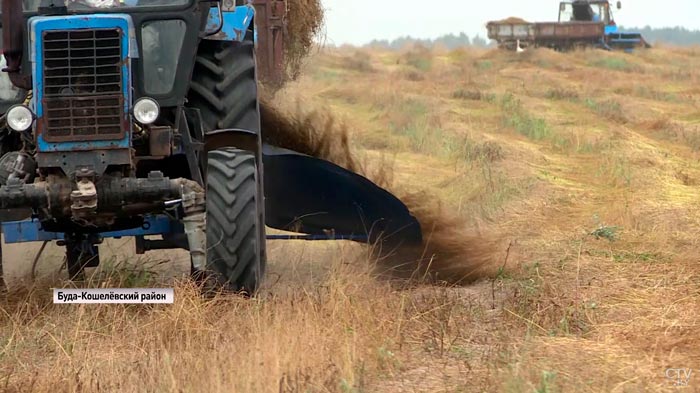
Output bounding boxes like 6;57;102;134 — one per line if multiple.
2;0;31;90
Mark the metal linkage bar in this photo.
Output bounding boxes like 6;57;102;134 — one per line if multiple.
2;215;183;244
266;234;369;242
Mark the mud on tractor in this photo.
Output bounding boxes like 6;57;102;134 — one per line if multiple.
487;1;650;52
0;0;421;293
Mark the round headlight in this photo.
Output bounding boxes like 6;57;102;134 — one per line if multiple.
133;98;160;125
6;105;34;132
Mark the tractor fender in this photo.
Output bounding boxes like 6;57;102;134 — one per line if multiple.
203;4;255;42
204;128;261;155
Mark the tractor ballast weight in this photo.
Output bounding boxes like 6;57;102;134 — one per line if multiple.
0;0;421;292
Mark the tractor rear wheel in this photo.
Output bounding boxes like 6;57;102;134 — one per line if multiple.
187;34;265;294
0;241;5;292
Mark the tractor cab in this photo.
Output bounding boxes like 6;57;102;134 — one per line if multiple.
557;1;648;50
558;1;622;35
559;1;610;24
1;0;199;113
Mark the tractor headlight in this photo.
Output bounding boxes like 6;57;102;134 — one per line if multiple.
133;98;160;125
6;105;34;132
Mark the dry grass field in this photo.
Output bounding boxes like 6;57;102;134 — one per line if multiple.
1;45;700;392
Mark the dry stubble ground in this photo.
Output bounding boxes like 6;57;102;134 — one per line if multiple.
1;45;700;392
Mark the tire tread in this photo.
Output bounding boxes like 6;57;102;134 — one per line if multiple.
187;33;265;294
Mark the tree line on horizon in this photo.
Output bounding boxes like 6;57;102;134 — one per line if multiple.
364;27;700;49
621;26;700;46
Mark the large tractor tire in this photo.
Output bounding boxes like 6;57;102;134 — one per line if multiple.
187;34;266;294
205;149;264;294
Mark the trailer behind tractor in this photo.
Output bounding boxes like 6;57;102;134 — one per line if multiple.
487;1;650;51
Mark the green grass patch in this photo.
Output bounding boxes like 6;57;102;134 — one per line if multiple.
589;57;634;71
632;85;679;102
311;68;343;82
475;60;493;71
574;137;612;154
596;154;633;188
590;225;620;242
545;88;580;101
403;46;433;72
386;95;505;163
340;51;375;73
500;94;564;145
447;48;472;63
584;98;628;123
394;122;503;163
612;251;663;264
452;88;496;102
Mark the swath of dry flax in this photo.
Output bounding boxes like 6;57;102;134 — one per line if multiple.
260;101;504;283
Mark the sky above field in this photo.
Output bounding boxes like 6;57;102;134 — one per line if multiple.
321;0;700;45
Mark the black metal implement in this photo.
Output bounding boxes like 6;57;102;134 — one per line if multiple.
262;145;422;246
266;234;370;241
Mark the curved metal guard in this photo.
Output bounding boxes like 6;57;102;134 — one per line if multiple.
262;145;422;246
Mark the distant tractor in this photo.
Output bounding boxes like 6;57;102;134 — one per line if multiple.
487;0;650;51
0;0;421;293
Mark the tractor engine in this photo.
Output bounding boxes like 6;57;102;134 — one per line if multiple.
17;15;194;228
0;2;208;275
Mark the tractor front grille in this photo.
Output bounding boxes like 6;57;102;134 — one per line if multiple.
41;28;125;142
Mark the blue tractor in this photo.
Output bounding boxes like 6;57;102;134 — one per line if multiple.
559;0;650;50
488;1;650;52
0;0;421;293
